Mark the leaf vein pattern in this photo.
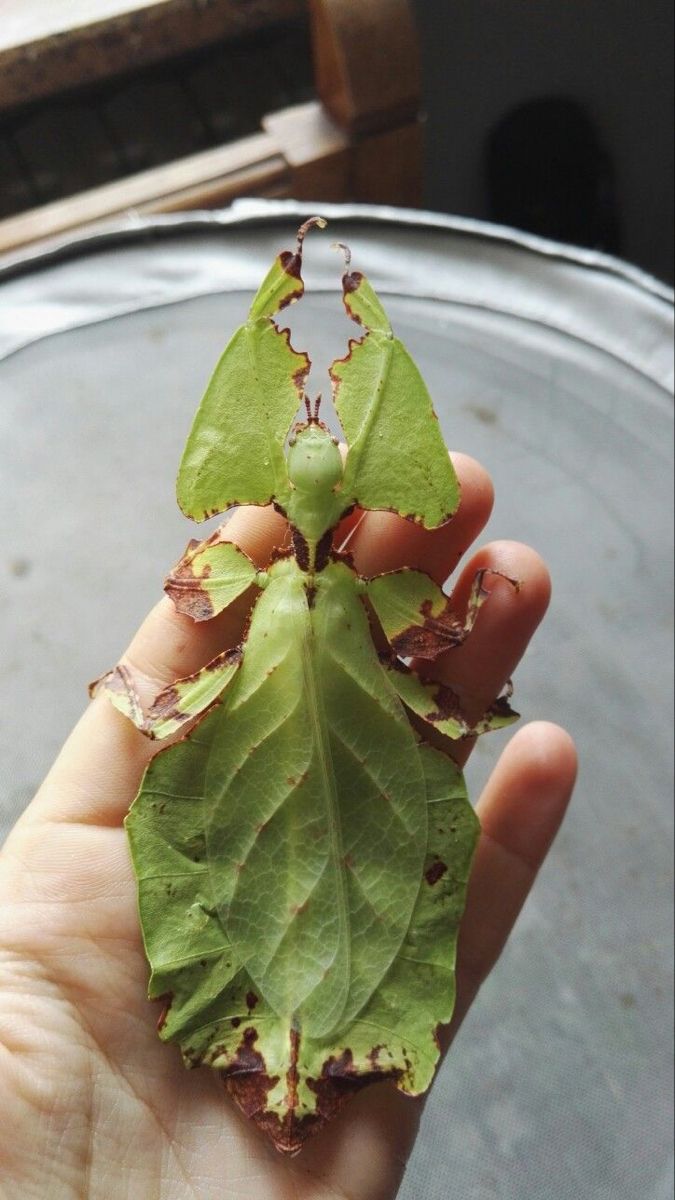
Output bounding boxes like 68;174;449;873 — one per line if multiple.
329;726;413;835
211;687;303;809
344;862;390;921
301;617;351;1019
347;335;394;464
397;955;453;972
142;791;206;803
216;696;309;886
236;776;318;880
261;859;334;973
205;692;306;930
325;645;400;719
157;946;226;970
139;869;208;881
351;1018;436;1068
244;322;285;497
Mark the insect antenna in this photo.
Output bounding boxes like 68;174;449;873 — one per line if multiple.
332;242;352;269
297;215;328;254
301;394;323;424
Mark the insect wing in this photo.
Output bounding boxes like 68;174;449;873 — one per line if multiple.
176;251;310;521
332;271;460;528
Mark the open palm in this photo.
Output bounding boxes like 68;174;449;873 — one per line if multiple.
0;454;576;1200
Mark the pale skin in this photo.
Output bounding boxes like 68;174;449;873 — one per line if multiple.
0;452;577;1200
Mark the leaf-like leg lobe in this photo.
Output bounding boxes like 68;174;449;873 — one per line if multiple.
165;533;260;621
383;656;519;741
367;566;521;661
95;646;243;740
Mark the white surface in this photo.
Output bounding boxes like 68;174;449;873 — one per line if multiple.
0;0;168;52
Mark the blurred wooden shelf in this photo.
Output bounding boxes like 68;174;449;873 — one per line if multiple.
0;0;307;111
0;0;423;256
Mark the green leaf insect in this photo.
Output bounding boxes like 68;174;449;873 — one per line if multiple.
97;218;520;1155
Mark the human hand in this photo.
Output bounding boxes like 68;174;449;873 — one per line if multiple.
0;452;576;1200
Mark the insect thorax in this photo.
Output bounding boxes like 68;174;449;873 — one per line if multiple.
286;424;346;563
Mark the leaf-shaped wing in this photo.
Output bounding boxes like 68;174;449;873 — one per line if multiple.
127;557;428;1033
176;248;309;521
331;270;460;527
165;533;260;620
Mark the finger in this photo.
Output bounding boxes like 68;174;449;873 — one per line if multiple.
444;721;577;1044
348;452;494;584
423;540;551;767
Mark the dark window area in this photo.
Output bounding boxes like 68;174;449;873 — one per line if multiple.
486;98;622;257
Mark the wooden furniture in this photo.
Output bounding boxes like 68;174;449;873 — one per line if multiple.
0;1;307;111
0;0;422;255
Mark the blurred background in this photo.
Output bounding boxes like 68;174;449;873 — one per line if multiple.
0;6;673;1200
0;0;672;281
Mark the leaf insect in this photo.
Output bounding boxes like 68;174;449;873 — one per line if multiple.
94;218;520;1155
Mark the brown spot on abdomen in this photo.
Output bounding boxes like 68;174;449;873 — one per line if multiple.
425;860;448;886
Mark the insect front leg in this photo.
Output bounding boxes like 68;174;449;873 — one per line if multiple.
91;646;244;740
460;567;521;641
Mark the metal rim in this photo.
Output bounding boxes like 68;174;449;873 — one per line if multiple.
1;199;672;393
